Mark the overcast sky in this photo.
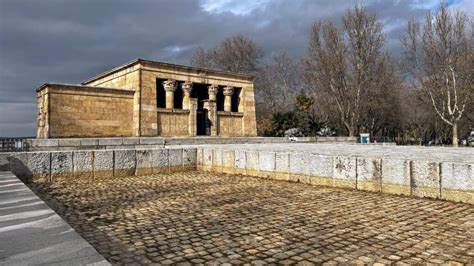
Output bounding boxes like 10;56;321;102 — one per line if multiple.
0;0;472;137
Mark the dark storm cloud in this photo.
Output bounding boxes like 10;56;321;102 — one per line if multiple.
0;0;468;136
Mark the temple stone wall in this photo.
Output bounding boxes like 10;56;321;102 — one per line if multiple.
36;59;258;138
241;84;257;136
217;112;244;136
36;85;134;138
157;110;190;136
138;61;257;137
36;89;49;139
140;69;159;136
83;64;140;89
83;65;141;136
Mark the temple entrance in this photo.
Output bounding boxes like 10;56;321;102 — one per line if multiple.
191;83;211;136
196;109;209;136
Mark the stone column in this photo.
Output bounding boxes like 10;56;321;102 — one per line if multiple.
36;91;48;139
207;102;218;136
189;98;198;136
182;82;193;110
223;86;234;112
207;85;219;136
208;84;218;102
163;80;177;109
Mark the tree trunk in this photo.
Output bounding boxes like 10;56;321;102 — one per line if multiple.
452;122;458;147
348;126;354;137
343;122;354;137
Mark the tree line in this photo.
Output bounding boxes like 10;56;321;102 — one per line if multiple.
190;3;473;146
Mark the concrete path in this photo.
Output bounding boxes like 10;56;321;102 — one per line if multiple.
0;171;109;265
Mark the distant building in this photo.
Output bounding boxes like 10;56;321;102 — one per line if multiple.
36;59;257;138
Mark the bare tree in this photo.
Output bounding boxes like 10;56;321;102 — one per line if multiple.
190;47;213;69
190;35;264;75
401;3;473;146
303;5;395;137
359;60;402;138
256;50;301;113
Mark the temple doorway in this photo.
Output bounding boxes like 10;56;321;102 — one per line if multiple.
196;109;208;136
191;83;210;136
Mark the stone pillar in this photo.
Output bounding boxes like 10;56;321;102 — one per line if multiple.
36;90;48;139
223;86;234;112
182;82;193;110
205;101;217;136
208;84;218;102
163;80;177;109
207;85;219;136
189;98;198;136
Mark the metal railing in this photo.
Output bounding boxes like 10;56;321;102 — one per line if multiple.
0;138;30;152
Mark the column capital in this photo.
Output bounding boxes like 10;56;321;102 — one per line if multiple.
208;84;219;95
182;82;193;93
163;80;177;92
223;86;234;96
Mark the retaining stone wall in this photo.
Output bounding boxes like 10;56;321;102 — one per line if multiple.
26;137;291;151
196;147;474;204
1;148;196;183
26;136;357;151
288;136;359;143
3;144;471;204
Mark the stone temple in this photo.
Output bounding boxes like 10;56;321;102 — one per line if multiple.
36;59;257;138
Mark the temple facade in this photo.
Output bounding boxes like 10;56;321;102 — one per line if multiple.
36;59;257;138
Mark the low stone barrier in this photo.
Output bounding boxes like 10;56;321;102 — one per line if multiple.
25;137;293;151
196;147;474;204
25;136;360;151
288;136;358;143
2;145;471;204
26;137;166;151
1;148;196;183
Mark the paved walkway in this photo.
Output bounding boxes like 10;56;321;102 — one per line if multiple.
0;171;109;265
29;172;474;265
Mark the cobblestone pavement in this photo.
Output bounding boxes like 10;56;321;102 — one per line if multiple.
30;172;474;265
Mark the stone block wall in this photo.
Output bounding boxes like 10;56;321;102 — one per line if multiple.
36;88;49;139
37;84;134;138
157;110;190;136
37;59;259;138
139;69;159;136
83;64;140;89
4;144;471;204
441;162;474;203
83;64;141;136
3;148;196;183
138;61;257;137
356;157;382;192
287;136;360;143
381;158;411;195
196;147;474;204
217;112;244;136
26;136;293;151
0;153;10;171
241;84;257;136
